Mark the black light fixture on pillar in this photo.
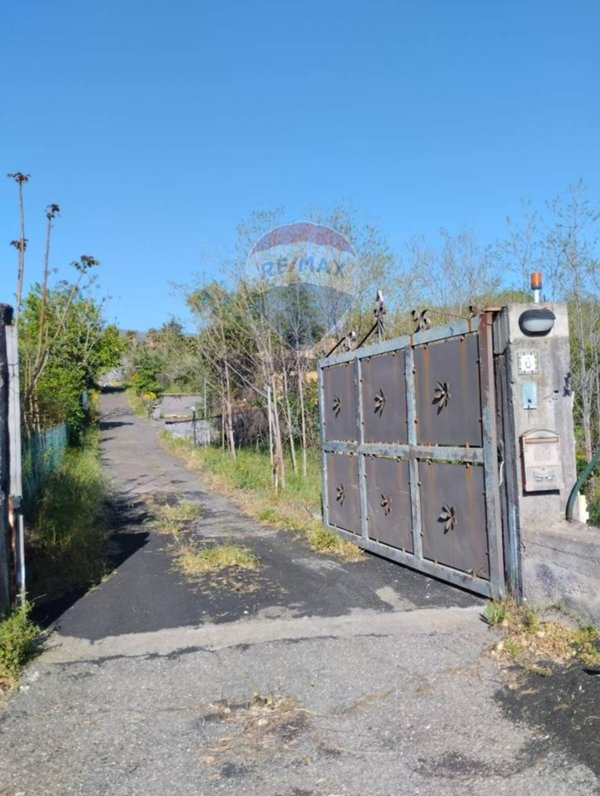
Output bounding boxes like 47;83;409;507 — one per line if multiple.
518;272;556;336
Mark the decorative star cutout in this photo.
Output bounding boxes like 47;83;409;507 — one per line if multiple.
438;504;456;533
332;396;342;417
374;388;385;417
432;381;450;413
381;493;391;516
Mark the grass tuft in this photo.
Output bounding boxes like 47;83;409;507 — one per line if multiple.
146;498;259;587
177;543;259;577
484;600;507;626
150;500;202;538
0;604;40;691
306;522;363;560
487;599;600;670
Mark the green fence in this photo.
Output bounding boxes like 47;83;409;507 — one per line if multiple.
22;423;68;514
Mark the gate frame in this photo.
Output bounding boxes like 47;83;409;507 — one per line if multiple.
318;311;507;599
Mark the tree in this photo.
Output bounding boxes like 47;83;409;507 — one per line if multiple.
403;228;501;324
180;205;401;489
7;171;30;318
19;281;126;436
544;182;600;459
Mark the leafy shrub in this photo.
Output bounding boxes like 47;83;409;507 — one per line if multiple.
0;605;39;689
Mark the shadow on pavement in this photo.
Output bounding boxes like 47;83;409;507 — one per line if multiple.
99;420;135;430
31;496;151;629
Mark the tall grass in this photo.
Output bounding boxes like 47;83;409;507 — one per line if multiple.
27;429;109;599
126;387;150;418
163;435;321;519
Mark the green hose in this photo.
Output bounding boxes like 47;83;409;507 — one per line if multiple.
566;448;600;521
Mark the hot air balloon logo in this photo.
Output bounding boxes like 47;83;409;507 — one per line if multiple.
248;222;355;349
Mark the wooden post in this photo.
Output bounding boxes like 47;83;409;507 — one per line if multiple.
0;304;14;616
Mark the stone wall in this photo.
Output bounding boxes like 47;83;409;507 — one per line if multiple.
164;418;217;446
152;394;203;419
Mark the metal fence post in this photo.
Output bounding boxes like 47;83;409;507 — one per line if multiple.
6;318;25;602
0;304;14;616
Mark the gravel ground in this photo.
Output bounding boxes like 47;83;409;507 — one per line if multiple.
0;392;598;795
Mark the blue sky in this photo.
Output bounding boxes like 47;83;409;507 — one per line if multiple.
2;0;599;330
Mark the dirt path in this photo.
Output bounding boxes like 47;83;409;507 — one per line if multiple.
0;392;598;794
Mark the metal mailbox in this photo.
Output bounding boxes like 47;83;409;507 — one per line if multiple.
521;429;563;492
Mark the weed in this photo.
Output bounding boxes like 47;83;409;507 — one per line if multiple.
177;543;259;577
523;606;539;634
572;625;600;667
144;497;258;588
126;387;159;419
306;522;363;561
151;500;202;537
257;507;280;523
0;604;40;690
488;599;600;672
125;388;149;418
503;638;522;659
484;600;507;626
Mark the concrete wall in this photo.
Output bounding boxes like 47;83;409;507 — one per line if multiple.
164;418;217;446
522;522;600;625
152;394;204;419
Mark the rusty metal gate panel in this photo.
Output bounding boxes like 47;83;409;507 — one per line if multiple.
322;361;358;442
419;461;489;579
318;312;505;598
414;334;482;447
361;351;408;443
365;457;413;552
325;452;361;534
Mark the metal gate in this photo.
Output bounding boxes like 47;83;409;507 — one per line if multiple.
318;312;506;598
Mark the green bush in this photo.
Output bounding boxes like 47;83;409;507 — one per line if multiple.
0;605;39;688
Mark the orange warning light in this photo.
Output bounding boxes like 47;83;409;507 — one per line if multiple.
530;271;542;289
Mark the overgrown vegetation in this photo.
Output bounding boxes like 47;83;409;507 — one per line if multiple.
19;283;125;438
125;387;154;418
3;171;124;615
150;500;202;538
159;434;362;561
486;600;600;675
147;498;261;588
26;429;110;601
0;604;40;691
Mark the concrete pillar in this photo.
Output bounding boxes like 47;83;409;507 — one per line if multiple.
496;302;600;622
497;302;577;528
